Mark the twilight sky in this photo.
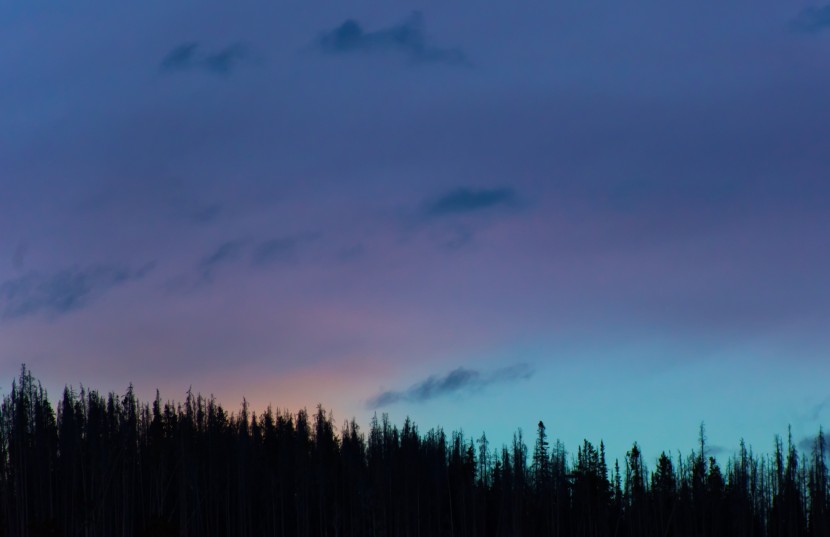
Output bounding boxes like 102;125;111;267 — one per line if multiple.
2;0;830;463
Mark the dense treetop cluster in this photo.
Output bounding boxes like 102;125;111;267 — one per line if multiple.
1;366;827;537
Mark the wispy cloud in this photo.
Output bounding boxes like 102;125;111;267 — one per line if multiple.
337;244;366;261
0;263;154;321
11;241;28;271
429;225;474;250
205;44;249;74
160;42;199;71
706;445;729;458
316;12;467;65
198;234;317;279
199;239;248;279
792;5;830;33
190;204;222;224
424;187;518;217
798;429;828;455
253;235;318;266
811;396;830;421
161;42;250;75
367;363;533;408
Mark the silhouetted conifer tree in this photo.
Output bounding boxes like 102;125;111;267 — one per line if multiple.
0;368;828;537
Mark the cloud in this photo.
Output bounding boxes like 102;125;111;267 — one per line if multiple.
253;237;301;266
198;234;315;279
166;196;223;225
160;42;250;75
811;396;830;421
160;42;199;71
792;5;830;32
190;204;222;224
316;12;467;65
434;226;474;250
367;363;533;408
254;233;322;267
337;244;366;261
706;445;728;458
199;239;247;279
11;242;28;271
0;263;153;321
424;187;518;217
204;44;249;74
798;429;829;455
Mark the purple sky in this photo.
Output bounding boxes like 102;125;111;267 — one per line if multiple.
2;0;830;462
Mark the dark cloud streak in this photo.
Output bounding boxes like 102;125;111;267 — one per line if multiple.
11;242;29;271
253;237;301;266
425;187;517;217
190;204;222;224
799;429;829;455
792;5;830;32
199;240;247;279
367;363;533;408
0;264;154;321
204;44;249;75
316;12;467;65
199;234;317;279
160;42;250;75
160;42;198;71
811;396;830;421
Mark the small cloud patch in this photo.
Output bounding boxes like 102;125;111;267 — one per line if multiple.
792;5;830;33
368;363;533;408
253;237;300;266
11;241;29;271
0;263;154;321
196;234;317;282
424;187;517;217
316;12;467;65
199;240;247;279
160;42;199;72
190;204;222;224
161;42;250;75
798;429;828;455
205;44;249;74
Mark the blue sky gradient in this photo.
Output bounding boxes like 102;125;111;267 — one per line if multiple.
2;0;829;463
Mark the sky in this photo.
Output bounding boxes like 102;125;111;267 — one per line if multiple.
2;0;830;465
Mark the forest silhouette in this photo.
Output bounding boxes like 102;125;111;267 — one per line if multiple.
1;366;827;537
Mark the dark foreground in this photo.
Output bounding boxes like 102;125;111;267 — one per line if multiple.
1;367;827;537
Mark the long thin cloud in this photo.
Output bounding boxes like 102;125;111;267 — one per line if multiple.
367;363;533;408
160;42;250;75
316;12;467;65
0;263;154;321
792;5;830;33
424;187;518;217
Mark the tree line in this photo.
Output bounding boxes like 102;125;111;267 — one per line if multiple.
0;366;827;537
